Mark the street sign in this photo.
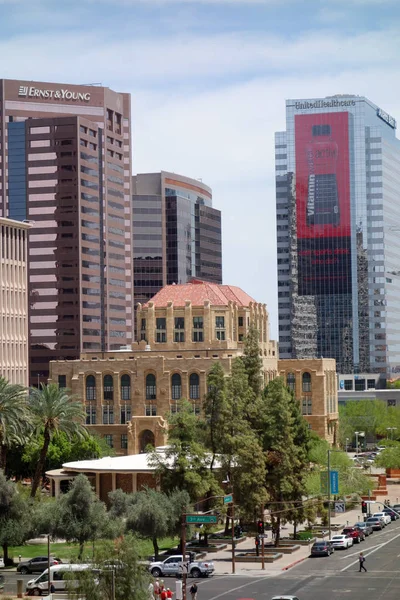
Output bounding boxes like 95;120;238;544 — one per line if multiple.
224;494;233;504
185;515;218;524
330;471;339;494
335;502;345;513
320;470;339;495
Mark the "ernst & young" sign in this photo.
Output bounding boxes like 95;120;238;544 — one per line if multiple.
18;85;91;102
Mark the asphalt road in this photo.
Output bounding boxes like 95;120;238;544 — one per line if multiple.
191;520;400;600
4;522;400;599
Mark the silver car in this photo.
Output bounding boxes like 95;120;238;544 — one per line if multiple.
149;555;214;578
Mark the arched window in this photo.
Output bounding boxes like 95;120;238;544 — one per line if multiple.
146;374;156;400
103;375;114;401
121;374;131;401
302;372;311;393
171;373;182;400
287;373;295;393
189;373;200;399
86;375;96;401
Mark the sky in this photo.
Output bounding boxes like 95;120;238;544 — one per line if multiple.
1;0;400;336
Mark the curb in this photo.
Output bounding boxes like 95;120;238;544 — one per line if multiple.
282;556;308;571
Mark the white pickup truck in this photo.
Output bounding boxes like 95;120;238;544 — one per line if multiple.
149;555;214;578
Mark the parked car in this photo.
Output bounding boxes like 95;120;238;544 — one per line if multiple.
342;527;365;543
392;504;400;514
354;522;373;536
366;516;384;530
17;557;60;575
149;555;214;578
329;535;353;549
383;507;399;521
311;541;334;557
0;557;4;568
373;511;391;525
26;564;93;596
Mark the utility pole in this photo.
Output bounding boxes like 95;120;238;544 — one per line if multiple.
261;504;265;570
181;513;187;600
47;535;51;595
231;503;235;574
327;449;331;541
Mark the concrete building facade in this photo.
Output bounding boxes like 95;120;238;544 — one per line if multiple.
132;172;222;311
0;79;133;385
49;280;338;453
0;217;30;386
276;95;400;379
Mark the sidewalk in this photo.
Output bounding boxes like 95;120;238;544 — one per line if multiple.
203;481;400;576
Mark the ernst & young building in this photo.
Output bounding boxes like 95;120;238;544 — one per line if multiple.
0;79;133;384
276;95;400;379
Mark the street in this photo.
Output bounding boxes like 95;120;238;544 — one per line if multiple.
188;522;400;600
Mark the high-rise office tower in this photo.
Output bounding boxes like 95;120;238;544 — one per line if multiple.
0;79;133;384
276;95;400;378
132;171;222;309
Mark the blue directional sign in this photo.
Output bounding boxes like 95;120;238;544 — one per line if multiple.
330;470;339;494
320;470;339;495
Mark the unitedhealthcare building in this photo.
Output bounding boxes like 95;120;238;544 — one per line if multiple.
276;95;400;379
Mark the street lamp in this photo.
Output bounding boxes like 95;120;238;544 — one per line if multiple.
387;427;397;440
355;431;365;456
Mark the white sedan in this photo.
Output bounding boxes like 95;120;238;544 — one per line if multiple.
329;535;353;549
373;512;391;525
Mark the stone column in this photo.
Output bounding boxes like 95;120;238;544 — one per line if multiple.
167;301;174;344
204;301;211;343
54;478;60;498
147;302;156;345
184;300;192;344
112;473;117;491
95;473;100;497
132;473;137;493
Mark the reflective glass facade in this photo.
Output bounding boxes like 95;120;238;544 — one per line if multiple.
132;172;222;312
276;95;400;378
0;79;133;384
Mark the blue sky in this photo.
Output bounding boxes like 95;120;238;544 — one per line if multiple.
1;0;400;335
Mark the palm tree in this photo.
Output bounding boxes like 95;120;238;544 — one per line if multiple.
29;383;87;497
0;377;29;470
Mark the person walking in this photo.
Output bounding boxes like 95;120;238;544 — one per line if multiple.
154;579;161;598
255;535;260;557
359;552;367;572
166;588;173;599
189;582;198;600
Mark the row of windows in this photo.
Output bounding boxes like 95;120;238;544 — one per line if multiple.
152;316;226;342
85;372;201;401
286;372;312;393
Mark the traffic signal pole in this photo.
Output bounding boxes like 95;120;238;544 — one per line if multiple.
231;502;235;574
260;505;265;570
181;513;187;600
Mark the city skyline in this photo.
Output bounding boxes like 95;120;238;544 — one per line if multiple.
1;0;400;335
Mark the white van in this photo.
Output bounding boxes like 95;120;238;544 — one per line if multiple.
26;564;94;596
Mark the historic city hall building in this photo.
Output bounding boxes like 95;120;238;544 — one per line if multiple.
49;280;338;460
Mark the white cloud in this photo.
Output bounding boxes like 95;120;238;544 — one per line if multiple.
1;21;400;334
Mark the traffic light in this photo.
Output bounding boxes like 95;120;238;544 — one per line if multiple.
362;501;367;514
257;520;265;534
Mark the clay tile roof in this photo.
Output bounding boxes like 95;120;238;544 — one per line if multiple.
143;281;256;308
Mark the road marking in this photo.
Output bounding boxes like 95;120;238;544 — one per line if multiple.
339;543;384;559
207;577;270;600
340;531;400;572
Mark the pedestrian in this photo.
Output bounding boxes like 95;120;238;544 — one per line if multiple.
148;582;155;600
154;579;161;598
166;588;173;599
189;582;198;600
255;535;260;557
161;588;167;600
359;552;367;572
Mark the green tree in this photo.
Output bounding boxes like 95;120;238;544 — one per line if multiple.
202;362;226;470
148;399;218;501
0;470;33;564
261;378;302;546
67;534;149;600
242;326;263;398
0;377;30;469
29;384;87;497
53;474;120;559
221;358;267;520
375;443;400;469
